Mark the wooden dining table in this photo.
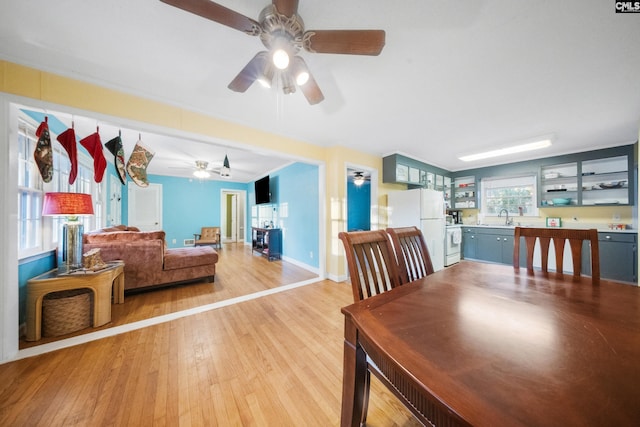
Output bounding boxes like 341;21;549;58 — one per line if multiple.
340;260;640;427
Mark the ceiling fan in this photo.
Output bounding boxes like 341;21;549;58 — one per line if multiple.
176;158;231;179
351;171;370;186
159;0;386;105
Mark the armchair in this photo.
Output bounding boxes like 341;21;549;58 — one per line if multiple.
195;227;221;248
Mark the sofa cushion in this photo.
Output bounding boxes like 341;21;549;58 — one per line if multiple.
163;246;218;271
98;225;140;233
84;230;165;243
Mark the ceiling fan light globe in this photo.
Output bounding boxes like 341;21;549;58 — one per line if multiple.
295;71;309;85
193;169;210;179
273;49;290;69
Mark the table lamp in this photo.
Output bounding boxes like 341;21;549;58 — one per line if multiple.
42;192;94;272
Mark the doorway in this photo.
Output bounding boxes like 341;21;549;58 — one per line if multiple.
346;166;377;231
221;190;246;243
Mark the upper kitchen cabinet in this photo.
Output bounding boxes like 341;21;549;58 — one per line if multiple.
539;150;633;207
383;154;452;205
540;162;578;207
453;176;477;209
581;156;629;206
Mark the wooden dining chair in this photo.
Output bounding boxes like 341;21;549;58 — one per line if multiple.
386;226;434;284
513;227;600;284
339;229;416;424
338;230;401;302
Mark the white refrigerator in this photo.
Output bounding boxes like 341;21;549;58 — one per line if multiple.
387;188;446;271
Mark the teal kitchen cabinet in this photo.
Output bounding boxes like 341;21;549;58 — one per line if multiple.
462;227;477;259
463;227;514;264
598;232;637;283
475;228;514;264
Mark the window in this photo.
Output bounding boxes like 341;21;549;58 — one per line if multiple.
17;117;104;259
481;175;538;216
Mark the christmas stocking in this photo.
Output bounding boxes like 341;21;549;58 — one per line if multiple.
34;117;53;183
105;133;127;185
56;127;78;184
80;130;107;183
126;139;155;187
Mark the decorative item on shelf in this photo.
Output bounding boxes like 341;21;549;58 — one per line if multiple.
599;181;626;189
609;223;627;230
42;192;94;272
546;217;562;228
82;248;107;271
552;197;571;206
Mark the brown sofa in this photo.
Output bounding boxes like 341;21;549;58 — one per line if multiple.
83;225;218;291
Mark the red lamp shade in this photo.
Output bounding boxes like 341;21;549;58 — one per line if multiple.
42;192;94;216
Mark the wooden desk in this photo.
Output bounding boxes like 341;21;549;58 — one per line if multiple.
26;261;125;341
341;261;640;427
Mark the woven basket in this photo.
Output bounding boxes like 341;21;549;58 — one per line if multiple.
42;289;92;337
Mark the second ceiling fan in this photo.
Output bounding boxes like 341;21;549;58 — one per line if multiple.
160;0;386;105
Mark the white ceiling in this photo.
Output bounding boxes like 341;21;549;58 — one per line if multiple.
1;0;639;181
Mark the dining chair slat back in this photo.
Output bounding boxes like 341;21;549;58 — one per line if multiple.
339;230;402;302
513;227;600;284
386;226;434;284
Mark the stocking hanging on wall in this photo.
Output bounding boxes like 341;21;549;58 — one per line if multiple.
126;138;155;188
105;132;127;185
34;117;53;183
56;125;78;184
80;128;107;183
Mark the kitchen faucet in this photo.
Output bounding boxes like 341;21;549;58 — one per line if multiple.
498;208;512;226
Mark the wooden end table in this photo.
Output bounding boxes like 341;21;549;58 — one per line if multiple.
26;261;125;341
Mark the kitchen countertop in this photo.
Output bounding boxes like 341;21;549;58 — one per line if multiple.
460;224;636;233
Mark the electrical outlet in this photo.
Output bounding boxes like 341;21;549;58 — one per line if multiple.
172;239;176;244
613;213;621;221
309;251;313;259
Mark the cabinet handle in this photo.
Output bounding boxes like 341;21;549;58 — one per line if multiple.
503;238;508;241
497;237;501;241
605;235;611;240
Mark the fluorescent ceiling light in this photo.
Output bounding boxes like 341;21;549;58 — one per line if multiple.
459;139;552;162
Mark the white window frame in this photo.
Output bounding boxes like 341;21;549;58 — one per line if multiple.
480;174;539;217
17;116;105;260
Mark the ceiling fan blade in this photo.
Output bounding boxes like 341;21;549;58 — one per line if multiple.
228;52;268;92
272;0;299;17
303;30;386;55
160;0;260;35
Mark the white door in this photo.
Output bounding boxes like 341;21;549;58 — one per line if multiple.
128;183;162;231
109;175;122;226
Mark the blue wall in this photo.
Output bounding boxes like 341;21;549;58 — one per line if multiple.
125;175;248;248
347;180;371;231
18;252;57;324
249;163;320;268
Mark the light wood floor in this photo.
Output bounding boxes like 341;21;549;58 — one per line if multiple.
4;243;421;426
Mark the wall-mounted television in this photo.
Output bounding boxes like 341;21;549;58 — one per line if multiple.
255;175;271;205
